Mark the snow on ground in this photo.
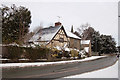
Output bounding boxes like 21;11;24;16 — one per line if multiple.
64;61;118;78
0;59;10;60
0;56;106;68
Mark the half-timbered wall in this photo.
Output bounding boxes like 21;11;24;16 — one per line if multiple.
47;28;69;48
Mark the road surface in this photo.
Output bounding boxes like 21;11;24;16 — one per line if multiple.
2;55;117;79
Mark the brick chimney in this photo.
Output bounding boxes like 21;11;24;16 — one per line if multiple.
55;22;62;27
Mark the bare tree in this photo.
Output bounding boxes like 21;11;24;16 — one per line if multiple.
82;27;95;40
23;22;43;44
23;32;34;44
33;22;43;34
77;23;90;38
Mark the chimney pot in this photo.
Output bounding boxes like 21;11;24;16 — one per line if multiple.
55;22;62;26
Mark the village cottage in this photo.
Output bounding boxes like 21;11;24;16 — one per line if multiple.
28;22;91;56
29;22;81;51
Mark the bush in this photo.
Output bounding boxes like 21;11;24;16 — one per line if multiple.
51;48;70;58
51;48;60;58
70;50;79;57
57;51;62;58
62;51;70;58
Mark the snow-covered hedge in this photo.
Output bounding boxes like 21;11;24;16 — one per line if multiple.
2;46;51;62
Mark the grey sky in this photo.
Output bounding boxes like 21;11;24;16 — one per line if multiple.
118;2;120;46
1;0;119;45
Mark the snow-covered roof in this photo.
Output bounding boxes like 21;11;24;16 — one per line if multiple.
29;26;61;42
65;30;81;40
29;25;81;43
81;40;90;44
84;47;89;53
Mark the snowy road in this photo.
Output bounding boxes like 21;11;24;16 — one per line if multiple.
64;60;118;78
2;55;117;79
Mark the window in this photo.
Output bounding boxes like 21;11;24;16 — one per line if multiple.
59;37;64;42
74;40;77;46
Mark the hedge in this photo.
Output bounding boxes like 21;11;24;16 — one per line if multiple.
2;46;51;61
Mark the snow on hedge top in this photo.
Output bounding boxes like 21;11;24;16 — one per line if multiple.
29;26;61;42
65;30;81;39
81;40;90;44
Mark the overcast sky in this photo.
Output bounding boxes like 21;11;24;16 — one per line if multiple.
1;0;119;45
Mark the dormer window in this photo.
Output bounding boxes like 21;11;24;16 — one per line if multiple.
37;37;41;40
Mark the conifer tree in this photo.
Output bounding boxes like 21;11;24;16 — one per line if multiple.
1;4;31;44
